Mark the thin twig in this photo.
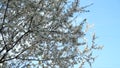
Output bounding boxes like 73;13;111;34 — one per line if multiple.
0;0;10;53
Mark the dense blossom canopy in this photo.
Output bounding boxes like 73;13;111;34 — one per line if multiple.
0;0;102;68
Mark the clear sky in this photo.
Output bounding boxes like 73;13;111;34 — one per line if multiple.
80;0;120;68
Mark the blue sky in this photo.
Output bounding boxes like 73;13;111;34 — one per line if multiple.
80;0;120;68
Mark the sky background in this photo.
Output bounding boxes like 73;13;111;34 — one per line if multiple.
80;0;120;68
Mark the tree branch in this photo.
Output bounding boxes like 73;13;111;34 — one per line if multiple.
0;30;32;62
0;0;10;31
2;55;76;63
0;0;10;53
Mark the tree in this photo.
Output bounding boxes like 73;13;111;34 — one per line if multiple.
0;0;102;68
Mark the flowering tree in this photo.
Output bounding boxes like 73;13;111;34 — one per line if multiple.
0;0;102;68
